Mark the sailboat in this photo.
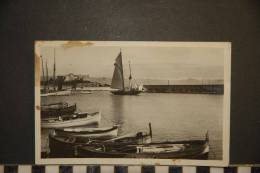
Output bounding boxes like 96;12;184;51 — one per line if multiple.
41;48;71;97
111;50;142;95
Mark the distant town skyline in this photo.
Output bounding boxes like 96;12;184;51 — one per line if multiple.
40;45;224;81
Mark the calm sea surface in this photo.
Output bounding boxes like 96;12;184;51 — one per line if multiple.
42;91;223;160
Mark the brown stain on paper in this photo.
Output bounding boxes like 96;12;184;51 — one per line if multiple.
36;105;41;110
155;162;160;166
62;41;94;49
172;159;181;165
35;53;41;87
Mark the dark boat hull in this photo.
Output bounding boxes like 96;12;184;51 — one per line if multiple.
48;132;151;158
111;90;141;95
77;140;209;159
48;133;103;158
41;104;76;118
49;134;77;158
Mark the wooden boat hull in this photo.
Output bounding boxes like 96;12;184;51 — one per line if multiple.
104;132;152;144
111;89;141;95
49;133;79;158
41;104;76;118
77;140;209;159
49;133;119;158
48;131;151;158
55;126;119;138
41;111;101;128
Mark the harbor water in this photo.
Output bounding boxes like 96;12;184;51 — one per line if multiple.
41;91;223;160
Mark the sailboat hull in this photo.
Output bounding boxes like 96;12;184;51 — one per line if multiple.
111;90;141;95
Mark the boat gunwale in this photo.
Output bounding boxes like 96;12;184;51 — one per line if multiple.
55;126;118;135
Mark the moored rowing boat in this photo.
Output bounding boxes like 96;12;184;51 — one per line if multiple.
49;130;152;158
55;125;119;138
41;102;76;118
41;111;101;129
41;90;71;97
77;136;209;159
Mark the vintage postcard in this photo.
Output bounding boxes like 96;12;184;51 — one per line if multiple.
35;41;231;166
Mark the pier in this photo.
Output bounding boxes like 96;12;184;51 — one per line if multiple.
143;84;224;94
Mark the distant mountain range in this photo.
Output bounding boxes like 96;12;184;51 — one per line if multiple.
87;77;224;86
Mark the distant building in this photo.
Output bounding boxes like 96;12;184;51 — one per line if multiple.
78;74;90;81
64;73;78;82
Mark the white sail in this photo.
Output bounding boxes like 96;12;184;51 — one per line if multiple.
111;51;124;90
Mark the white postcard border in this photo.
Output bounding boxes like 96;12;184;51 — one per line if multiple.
35;41;231;166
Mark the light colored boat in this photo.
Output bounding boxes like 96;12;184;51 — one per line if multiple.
41;111;101;128
71;90;92;94
41;90;71;97
54;125;119;138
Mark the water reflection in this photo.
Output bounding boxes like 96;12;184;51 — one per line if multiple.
110;94;124;134
41;91;223;159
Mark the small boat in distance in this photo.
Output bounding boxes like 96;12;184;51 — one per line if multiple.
54;125;119;138
71;90;92;95
111;50;142;95
41;90;71;97
41;102;76;118
41;111;101;128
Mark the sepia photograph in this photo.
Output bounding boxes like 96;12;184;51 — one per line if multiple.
35;41;230;166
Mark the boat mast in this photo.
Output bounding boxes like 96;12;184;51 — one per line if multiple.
41;56;46;91
120;48;125;90
53;48;56;91
128;61;132;89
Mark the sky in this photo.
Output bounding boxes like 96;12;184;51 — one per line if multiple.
40;45;224;80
